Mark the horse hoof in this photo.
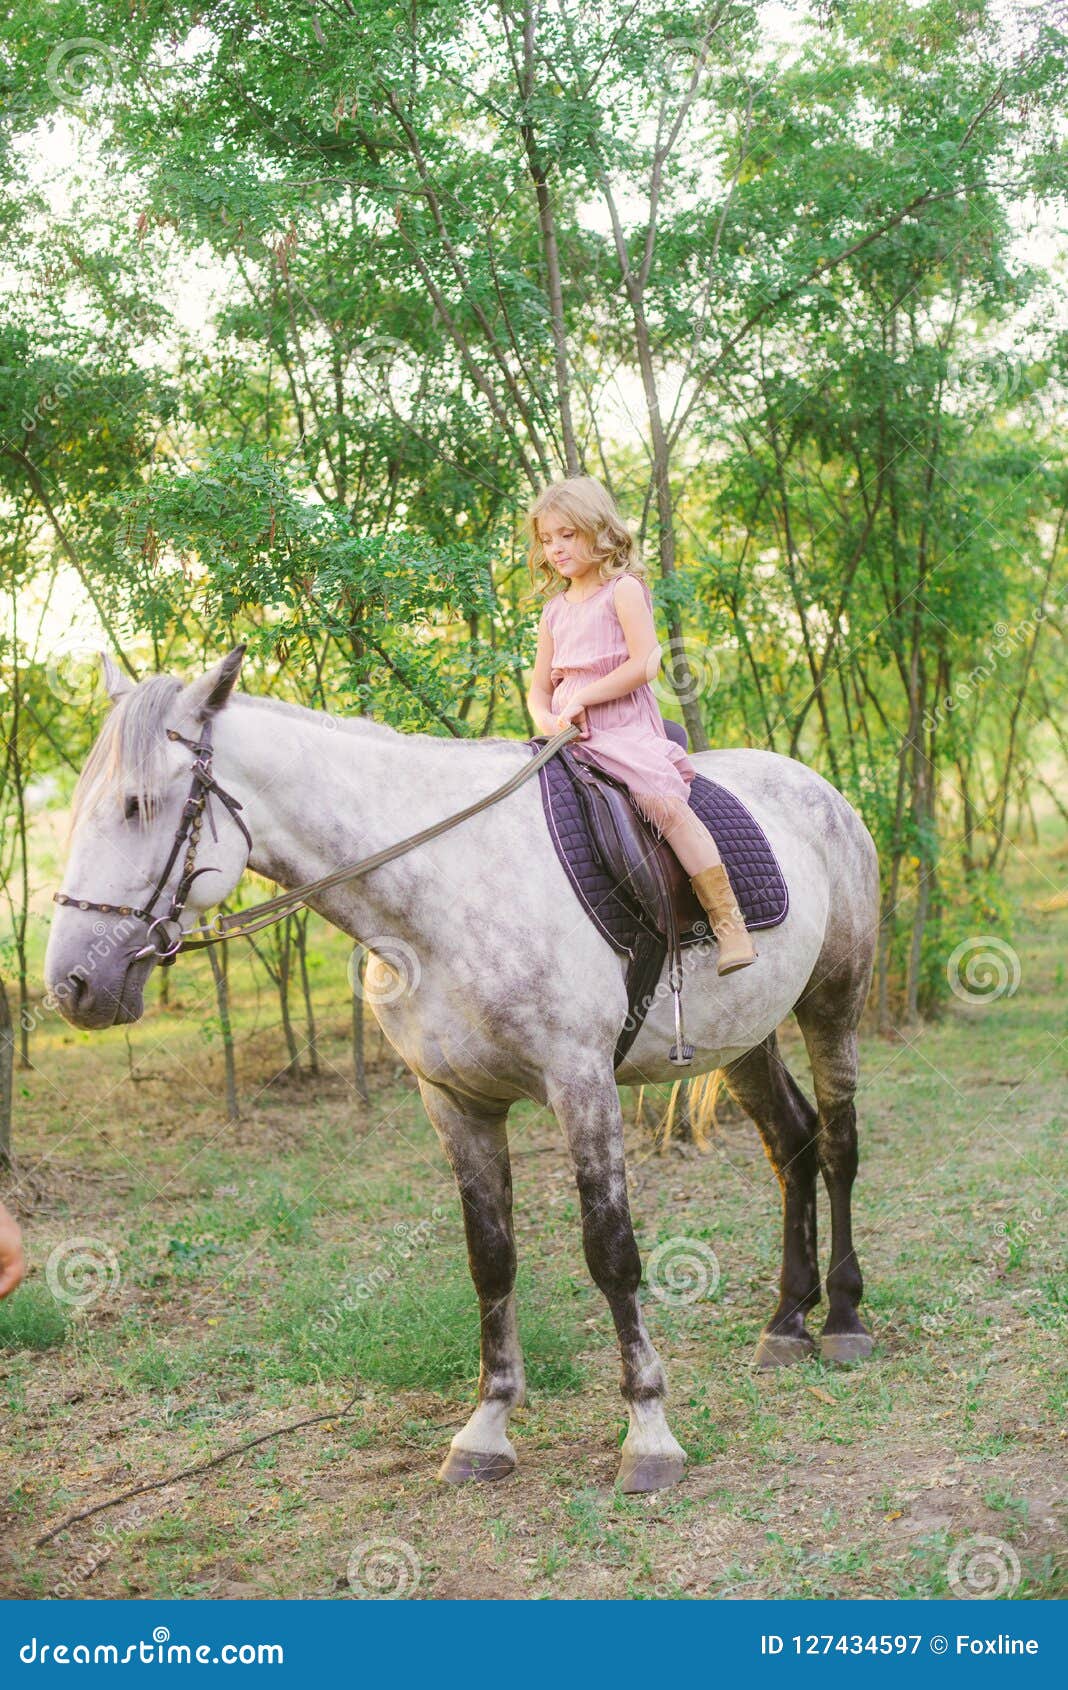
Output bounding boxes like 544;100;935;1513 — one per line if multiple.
617;1451;687;1494
819;1330;874;1364
436;1446;516;1485
754;1331;815;1369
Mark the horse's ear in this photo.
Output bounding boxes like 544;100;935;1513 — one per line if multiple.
184;644;246;717
100;652;133;702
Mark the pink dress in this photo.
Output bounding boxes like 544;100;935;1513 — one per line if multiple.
542;574;696;838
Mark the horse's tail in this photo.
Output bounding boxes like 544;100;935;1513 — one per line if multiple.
684;1069;727;1150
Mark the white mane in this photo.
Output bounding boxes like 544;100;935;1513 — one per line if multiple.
70;675;184;828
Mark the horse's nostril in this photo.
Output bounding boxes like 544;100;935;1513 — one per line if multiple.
66;969;89;1009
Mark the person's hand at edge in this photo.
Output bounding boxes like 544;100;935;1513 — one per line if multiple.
0;1200;26;1300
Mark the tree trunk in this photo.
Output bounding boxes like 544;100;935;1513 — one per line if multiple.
904;644;936;1025
294;911;319;1077
517;71;578;471
906;851;930;1025
0;974;13;1168
957;753;977;879
877;723;912;1033
7;594;31;1068
595;174;708;750
206;945;239;1122
351;949;369;1103
248;916;302;1075
275;916;301;1074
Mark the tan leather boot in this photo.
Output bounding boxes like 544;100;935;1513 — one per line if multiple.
690;863;757;974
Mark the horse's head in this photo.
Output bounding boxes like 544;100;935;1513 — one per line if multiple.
44;646;249;1029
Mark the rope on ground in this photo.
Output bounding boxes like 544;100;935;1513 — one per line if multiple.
34;1388;363;1548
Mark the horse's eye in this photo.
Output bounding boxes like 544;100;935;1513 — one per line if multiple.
123;796;140;821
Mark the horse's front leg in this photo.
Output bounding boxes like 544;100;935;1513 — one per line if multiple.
547;1065;686;1494
417;1076;525;1483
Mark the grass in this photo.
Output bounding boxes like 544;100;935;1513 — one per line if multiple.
0;825;1065;1599
0;1286;69;1352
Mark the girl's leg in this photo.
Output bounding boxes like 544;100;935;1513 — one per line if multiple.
655;801;723;878
632;789;757;970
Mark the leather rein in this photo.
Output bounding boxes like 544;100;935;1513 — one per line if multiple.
54;715;582;967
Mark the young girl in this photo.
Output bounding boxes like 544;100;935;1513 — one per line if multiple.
526;475;756;974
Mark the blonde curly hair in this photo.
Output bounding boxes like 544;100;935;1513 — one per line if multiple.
526;476;645;599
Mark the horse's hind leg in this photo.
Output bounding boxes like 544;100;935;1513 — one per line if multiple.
795;995;875;1364
546;1064;687;1494
417;1077;525;1483
721;1035;822;1367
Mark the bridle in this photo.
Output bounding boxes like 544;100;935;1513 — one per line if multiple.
53;714;253;966
54;717;582;966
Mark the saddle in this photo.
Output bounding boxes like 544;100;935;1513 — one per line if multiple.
528;722;789;1071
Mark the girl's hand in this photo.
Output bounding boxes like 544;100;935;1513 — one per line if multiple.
0;1203;25;1301
556;700;590;739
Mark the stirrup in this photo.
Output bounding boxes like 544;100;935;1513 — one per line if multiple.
667;958;694;1066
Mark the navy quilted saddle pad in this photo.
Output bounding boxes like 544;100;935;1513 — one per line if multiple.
529;738;789;958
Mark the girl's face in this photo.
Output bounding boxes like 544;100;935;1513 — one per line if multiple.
537;510;593;580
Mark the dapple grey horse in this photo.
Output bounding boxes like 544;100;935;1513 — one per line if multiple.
45;648;880;1493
